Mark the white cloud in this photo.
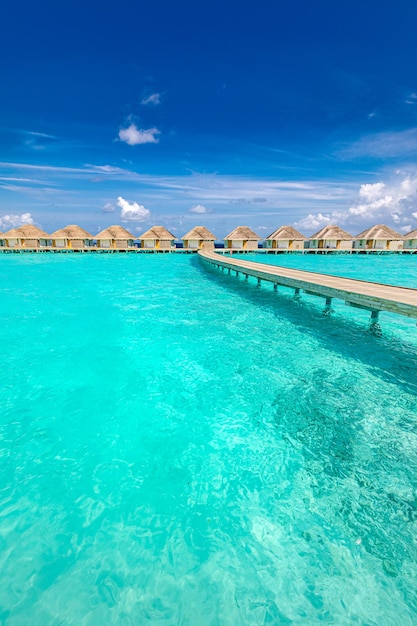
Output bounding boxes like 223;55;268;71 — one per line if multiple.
141;93;161;106
0;212;34;230
339;128;417;159
294;175;417;234
189;204;211;214
117;196;151;222
0;176;45;184
91;165;126;174
294;212;331;231
118;124;161;146
359;182;386;202
24;130;57;139
0;163;353;209
102;202;115;213
347;178;417;221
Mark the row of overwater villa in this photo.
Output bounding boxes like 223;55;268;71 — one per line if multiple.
0;223;417;253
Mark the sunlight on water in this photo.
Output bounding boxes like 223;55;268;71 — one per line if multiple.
0;253;416;625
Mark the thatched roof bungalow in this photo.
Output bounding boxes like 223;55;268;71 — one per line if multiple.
2;225;50;249
50;225;94;249
181;226;216;250
404;228;417;250
224;226;261;251
307;225;353;250
95;225;135;250
138;226;176;250
264;225;306;251
353;224;403;251
0;231;4;247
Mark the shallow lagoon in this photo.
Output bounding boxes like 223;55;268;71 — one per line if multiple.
0;253;416;625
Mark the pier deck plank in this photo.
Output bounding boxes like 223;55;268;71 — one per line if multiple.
198;249;417;320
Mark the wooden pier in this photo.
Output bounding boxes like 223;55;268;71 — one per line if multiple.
198;249;417;324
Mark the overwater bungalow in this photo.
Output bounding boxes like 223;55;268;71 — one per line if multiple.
138;226;176;250
95;225;135;250
2;225;51;249
306;225;353;251
264;225;306;251
0;232;4;248
50;225;94;250
403;228;417;251
181;226;216;250
353;224;404;251
224;226;261;251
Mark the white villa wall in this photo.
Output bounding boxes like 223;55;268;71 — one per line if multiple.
387;240;404;251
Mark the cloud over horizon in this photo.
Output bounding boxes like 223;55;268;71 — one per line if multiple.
0;212;34;230
189;204;212;214
294;212;331;232
118;124;161;146
117;196;151;222
3;160;417;236
294;174;417;234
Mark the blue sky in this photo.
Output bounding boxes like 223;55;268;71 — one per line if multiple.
1;0;417;238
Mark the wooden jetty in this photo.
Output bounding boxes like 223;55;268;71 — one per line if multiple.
198;249;417;324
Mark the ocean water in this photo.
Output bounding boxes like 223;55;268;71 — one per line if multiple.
0;253;416;625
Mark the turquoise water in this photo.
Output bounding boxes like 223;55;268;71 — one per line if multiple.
0;253;417;625
246;251;417;286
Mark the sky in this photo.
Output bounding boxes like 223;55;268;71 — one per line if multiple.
1;0;417;238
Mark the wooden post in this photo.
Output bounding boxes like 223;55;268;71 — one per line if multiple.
370;310;382;335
